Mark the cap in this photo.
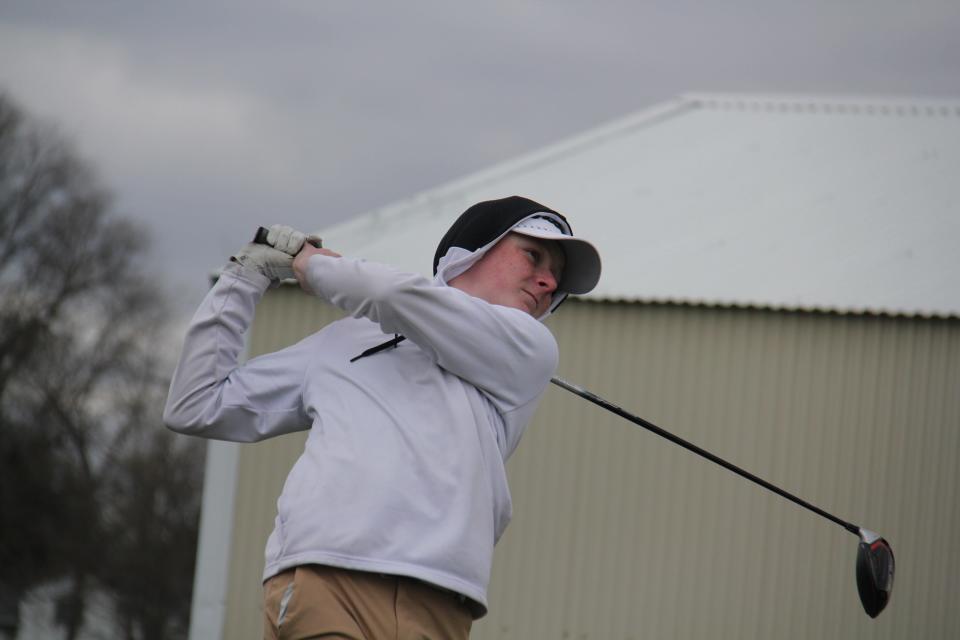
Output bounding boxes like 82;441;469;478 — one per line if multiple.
433;196;602;297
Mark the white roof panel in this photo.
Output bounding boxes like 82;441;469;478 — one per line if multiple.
317;93;960;317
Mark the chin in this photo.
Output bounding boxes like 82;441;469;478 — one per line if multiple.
519;301;537;315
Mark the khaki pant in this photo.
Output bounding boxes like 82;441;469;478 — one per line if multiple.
263;565;473;640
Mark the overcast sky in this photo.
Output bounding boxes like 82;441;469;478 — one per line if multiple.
1;1;958;316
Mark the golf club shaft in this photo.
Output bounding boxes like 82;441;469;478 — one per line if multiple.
251;226;859;536
550;376;860;537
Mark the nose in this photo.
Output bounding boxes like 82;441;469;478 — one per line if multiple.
536;267;558;293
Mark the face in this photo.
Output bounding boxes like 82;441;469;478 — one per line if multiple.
449;233;566;317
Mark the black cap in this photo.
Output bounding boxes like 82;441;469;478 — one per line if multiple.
433;196;601;295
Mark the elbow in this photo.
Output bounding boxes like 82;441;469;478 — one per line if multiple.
162;395;274;443
163;396;195;435
162;389;214;436
526;330;560;384
494;331;559;407
161;376;229;438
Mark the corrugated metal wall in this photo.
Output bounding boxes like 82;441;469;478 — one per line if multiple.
221;288;960;639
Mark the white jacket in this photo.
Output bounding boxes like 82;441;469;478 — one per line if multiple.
163;253;558;615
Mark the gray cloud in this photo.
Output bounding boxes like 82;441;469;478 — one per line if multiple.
1;0;958;311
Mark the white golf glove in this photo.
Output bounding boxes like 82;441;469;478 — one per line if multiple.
230;224;309;283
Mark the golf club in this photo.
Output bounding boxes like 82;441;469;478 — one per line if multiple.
550;376;894;618
251;226;894;617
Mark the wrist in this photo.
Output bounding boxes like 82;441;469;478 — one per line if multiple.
223;260;275;290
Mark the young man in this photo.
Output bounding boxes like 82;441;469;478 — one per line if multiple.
164;196;601;639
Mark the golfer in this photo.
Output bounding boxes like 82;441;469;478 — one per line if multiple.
164;196;601;639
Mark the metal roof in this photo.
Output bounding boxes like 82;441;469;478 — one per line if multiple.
317;93;960;317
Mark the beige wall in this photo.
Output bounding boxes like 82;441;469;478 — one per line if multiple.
220;287;960;638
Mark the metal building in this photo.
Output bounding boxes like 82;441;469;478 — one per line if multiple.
186;94;960;639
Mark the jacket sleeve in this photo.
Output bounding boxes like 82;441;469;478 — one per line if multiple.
162;264;311;442
303;255;558;412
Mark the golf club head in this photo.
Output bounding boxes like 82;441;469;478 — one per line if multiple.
856;528;894;618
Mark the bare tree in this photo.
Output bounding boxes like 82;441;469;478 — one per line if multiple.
0;90;202;639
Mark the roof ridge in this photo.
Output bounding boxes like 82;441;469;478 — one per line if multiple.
684;92;960;117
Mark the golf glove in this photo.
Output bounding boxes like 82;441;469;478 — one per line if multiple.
230;224;308;283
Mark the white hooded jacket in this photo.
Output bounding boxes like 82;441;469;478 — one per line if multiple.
163;230;559;616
